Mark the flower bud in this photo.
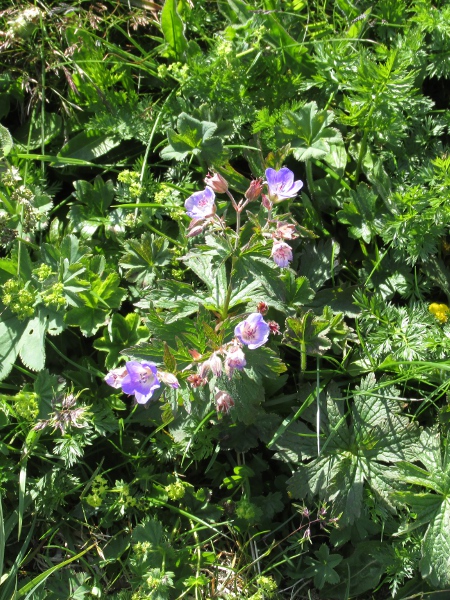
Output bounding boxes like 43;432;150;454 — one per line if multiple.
268;320;281;335
209;352;223;377
187;374;206;388
204;172;228;194
256;301;269;315
261;194;273;210
215;390;234;413
105;366;128;389
245;178;263;202
158;371;180;389
274;220;298;240
224;346;246;378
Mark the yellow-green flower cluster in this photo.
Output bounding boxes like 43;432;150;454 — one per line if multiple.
2;279;36;320
13;390;39;421
41;282;66;308
33;264;53;282
165;481;186;500
85;475;109;508
429;302;450;323
118;170;142;199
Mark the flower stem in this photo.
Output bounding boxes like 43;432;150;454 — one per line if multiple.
305;159;315;201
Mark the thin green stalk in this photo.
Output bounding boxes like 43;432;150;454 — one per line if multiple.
305;159;315;201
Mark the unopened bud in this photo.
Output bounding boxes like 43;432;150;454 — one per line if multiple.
204;172;228;194
261;194;273;210
158;371;180;389
268;320;281;335
215;390;234;413
187;374;206;388
209;352;223;377
245;178;263;202
257;301;269;315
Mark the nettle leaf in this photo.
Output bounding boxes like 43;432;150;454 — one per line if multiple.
394;429;450;589
337;183;379;243
299;239;341;292
286;375;420;525
120;233;171;286
94;313;149;369
183;254;227;313
276;102;343;162
146;280;205;322
161;113;226;164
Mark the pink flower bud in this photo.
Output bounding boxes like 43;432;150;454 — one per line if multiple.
224;346;246;378
274;221;298;240
187;374;206;388
268;320;281;335
215;390;234;413
204;172;229;194
158;371;180;389
245;178;263;202
261;194;273;210
209;352;223;377
271;241;293;268
105;366;128;389
257;301;269;315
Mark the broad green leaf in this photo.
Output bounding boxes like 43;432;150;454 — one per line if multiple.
303;544;343;589
337;183;379;243
58;130;121;162
161;0;188;59
283;311;332;356
161;113;225;164
14;112;62;150
119;233;171;286
285;375;420;524
94;313;149;369
277;102;343;162
0;124;13;158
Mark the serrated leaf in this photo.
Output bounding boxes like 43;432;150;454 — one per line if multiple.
119;233;171;286
19;315;46;371
283;312;332;356
337;183;378;243
94;313;149;369
277;102;343;162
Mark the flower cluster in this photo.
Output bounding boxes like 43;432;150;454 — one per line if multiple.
429;302;450;324
105;361;179;404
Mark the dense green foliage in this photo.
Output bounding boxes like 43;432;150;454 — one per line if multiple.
2;0;450;598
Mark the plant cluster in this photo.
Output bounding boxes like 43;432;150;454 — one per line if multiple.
2;0;450;599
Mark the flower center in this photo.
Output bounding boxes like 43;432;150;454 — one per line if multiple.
243;324;256;340
139;367;154;385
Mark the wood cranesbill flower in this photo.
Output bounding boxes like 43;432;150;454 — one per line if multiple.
224;345;246;378
234;313;270;349
104;366;128;389
265;167;303;202
185;187;216;219
271;241;293;267
121;360;161;404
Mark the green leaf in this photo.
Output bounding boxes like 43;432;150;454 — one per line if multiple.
285;376;420;524
303;544;343;589
277;102;343;162
283;311;332;356
161;113;225;164
119;233;171;286
337;183;379;243
94;313;149;369
161;0;188;59
58;130;121;162
14;112;62;150
0;124;13;158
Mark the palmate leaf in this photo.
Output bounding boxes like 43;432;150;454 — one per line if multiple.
303;544;343;590
394;429;450;589
119;233;171;286
160;113;225;163
94;313;149;369
276;102;343;162
285;375;421;525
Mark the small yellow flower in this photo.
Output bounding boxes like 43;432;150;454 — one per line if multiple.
429;302;450;323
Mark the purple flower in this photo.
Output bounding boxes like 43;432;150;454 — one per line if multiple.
185;187;216;219
234;313;270;349
271;241;293;267
265;167;303;202
121;361;161;404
